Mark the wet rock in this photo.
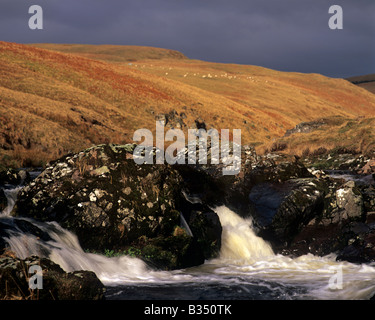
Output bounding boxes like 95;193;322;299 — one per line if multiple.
0;189;7;213
249;181;295;227
0;254;105;300
257;178;326;246
336;218;375;263
177;147;313;220
222;151;375;263
264;175;372;261
179;194;222;260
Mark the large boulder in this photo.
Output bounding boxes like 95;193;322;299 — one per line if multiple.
0;254;105;300
256;178;326;246
14;144;221;270
263;175;370;259
333;181;364;222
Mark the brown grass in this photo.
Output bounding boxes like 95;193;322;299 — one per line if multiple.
264;117;375;157
1;41;375;167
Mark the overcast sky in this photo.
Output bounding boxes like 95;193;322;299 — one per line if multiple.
0;0;374;78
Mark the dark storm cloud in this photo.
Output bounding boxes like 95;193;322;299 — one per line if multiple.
0;0;373;77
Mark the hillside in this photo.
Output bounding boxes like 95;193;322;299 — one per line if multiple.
1;41;375;168
30;43;187;63
347;74;375;95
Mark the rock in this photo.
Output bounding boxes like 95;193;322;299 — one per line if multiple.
314;179;365;226
249;181;295;227
284;119;326;137
154;110;187;129
177;146;313;220
193;118;207;130
263;175;371;260
179;193;222;260
0;189;7;213
14;144;221;270
301;150;369;172
334;181;364;222
0;169;21;185
0;254;105;300
257;178;326;246
0;169;30;186
361;185;375;213
336;219;375;263
248;155;313;184
212;150;375;263
358;159;375;175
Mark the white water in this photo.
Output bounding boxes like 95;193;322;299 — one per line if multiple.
2;187;23;216
209;207;375;300
1;186;375;299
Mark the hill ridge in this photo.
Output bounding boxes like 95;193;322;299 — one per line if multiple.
1;41;375;168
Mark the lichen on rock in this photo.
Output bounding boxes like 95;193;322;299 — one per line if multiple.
14;144;222;270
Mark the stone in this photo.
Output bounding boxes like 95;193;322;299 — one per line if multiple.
0;255;105;300
358;159;375;175
0;169;30;186
14;144;222;270
284;119;326;137
334;181;364;222
258;178;326;246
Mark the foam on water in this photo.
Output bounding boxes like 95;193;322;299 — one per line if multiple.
2;186;375;299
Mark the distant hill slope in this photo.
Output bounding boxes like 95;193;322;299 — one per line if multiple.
346;74;375;95
30;43;187;63
1;41;375;168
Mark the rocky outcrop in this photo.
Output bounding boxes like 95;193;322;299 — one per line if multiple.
301;150;370;172
7;141;375;269
284;119;326;137
259;170;375;262
14;144;221;270
0;254;105;300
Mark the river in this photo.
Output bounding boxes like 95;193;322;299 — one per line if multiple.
1;178;375;300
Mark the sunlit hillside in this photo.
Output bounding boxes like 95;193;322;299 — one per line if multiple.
1;41;375;168
347;74;375;95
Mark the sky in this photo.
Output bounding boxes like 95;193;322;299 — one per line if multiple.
0;0;374;78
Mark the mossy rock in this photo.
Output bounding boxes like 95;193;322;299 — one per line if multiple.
14;144;221;270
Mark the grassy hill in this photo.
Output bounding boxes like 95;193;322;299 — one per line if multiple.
1;41;375;168
346;74;375;95
30;43;187;63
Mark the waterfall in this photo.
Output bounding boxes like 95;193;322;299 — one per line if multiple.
2;186;23;216
211;206;375;300
213;206;274;263
1;186;375;299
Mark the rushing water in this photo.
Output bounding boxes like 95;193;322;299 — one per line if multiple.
1;185;375;300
